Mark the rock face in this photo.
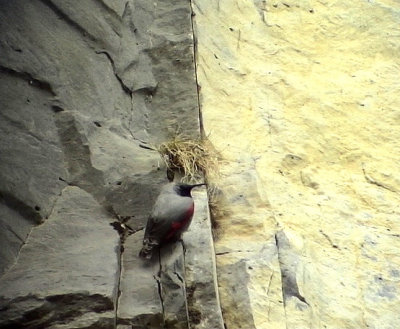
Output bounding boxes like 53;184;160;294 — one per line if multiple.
191;0;400;328
117;187;224;329
0;1;222;328
0;187;119;328
2;0;400;328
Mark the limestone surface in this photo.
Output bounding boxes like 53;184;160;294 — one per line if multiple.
192;0;400;328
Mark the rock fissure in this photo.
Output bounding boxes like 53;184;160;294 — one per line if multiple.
174;271;185;284
0;182;71;278
2;224;24;244
0;65;56;96
95;50;133;95
215;249;254;256
114;244;122;329
0;191;42;224
111;219;125;329
362;167;397;193
39;0;98;43
189;1;202;130
0;236;27;280
154;271;165;325
319;229;340;249
265;271;274;322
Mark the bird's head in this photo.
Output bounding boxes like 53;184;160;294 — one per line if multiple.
174;183;206;197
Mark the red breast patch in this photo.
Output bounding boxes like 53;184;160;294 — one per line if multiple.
165;202;195;241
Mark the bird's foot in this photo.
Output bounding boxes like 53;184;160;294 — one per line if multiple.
177;238;186;255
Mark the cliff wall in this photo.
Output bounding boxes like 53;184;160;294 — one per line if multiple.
192;0;400;328
1;0;399;328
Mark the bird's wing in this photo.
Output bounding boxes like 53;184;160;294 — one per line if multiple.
144;194;193;241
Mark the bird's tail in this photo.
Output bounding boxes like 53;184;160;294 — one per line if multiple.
139;238;159;259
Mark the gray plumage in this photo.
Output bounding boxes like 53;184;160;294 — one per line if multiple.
139;182;205;259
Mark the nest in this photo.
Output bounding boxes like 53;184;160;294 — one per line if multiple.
157;135;226;237
157;135;218;182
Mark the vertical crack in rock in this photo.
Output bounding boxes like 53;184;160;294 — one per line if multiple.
188;0;203;133
121;2;158;143
275;231;308;308
186;6;226;329
110;221;141;328
116;229;165;328
156;251;166;325
114;234;123;329
94;50;149;150
159;244;190;329
94;48;145;148
155;276;165;323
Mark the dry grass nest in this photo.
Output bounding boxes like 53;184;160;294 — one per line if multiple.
157;135;226;238
157;136;219;182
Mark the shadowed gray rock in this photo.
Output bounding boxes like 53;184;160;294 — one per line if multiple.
0;69;67;274
117;232;164;329
105;173;167;229
127;0;200;143
0;202;36;276
0;0;220;327
160;243;190;329
0;187;119;328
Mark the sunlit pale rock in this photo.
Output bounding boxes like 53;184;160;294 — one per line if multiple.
192;0;400;328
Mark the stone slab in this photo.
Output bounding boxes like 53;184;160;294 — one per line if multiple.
0;186;119;328
183;188;225;329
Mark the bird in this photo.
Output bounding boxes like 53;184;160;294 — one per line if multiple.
139;182;205;259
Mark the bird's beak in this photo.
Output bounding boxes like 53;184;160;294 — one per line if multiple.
191;183;206;188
